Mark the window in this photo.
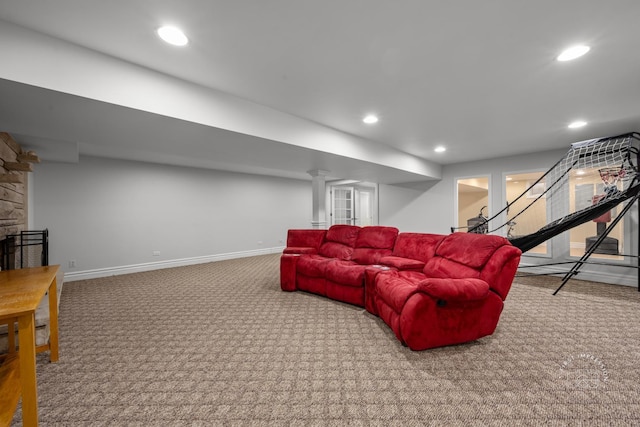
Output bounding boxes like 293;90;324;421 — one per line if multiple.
505;171;548;255
456;176;489;233
332;187;354;225
568;167;625;260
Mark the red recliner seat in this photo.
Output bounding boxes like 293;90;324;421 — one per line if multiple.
295;225;360;297
324;226;399;306
280;229;327;292
365;233;444;314
373;233;521;350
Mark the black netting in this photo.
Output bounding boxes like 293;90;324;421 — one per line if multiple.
470;132;640;252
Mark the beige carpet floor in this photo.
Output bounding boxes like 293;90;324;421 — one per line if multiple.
10;254;640;426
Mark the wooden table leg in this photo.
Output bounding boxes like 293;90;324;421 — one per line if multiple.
18;313;38;427
7;318;16;354
48;278;59;362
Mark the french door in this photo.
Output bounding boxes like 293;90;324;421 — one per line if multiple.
330;185;376;226
331;187;355;225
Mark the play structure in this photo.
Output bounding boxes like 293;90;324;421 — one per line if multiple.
453;132;640;292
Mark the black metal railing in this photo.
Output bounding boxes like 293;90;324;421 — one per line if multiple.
0;229;48;271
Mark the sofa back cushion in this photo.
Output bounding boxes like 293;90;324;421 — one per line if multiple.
351;226;399;264
391;233;444;262
424;233;511;280
318;225;360;260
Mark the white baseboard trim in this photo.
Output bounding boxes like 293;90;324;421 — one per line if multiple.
64;246;285;282
518;261;638;287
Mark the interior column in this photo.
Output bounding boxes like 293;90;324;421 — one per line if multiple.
308;170;329;229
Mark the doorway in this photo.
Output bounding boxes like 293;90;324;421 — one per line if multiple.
330;182;377;226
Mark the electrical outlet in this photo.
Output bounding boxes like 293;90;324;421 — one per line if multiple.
257;241;263;245
152;251;161;256
68;259;77;268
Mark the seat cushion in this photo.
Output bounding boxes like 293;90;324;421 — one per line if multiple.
318;242;354;260
326;260;367;287
297;254;332;277
352;247;393;265
378;255;425;271
376;271;426;314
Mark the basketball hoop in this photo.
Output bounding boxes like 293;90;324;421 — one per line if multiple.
598;166;626;186
598;166;626;198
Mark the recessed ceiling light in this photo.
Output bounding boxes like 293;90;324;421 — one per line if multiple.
568;120;587;129
363;115;379;124
557;45;590;61
434;146;446;153
157;26;189;46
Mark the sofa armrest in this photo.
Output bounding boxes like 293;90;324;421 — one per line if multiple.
280;254;301;291
364;265;393;315
417;278;489;302
379;256;425;271
284;229;326;254
283;247;317;255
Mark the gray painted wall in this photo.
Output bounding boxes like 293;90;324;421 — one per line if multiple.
32;156;311;279
32;150;638;286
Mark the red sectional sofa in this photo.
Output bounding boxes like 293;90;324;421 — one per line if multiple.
280;225;522;350
281;225;398;306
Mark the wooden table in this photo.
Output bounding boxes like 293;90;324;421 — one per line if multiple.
0;265;60;427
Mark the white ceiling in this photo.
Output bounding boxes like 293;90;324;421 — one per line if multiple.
0;1;639;184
